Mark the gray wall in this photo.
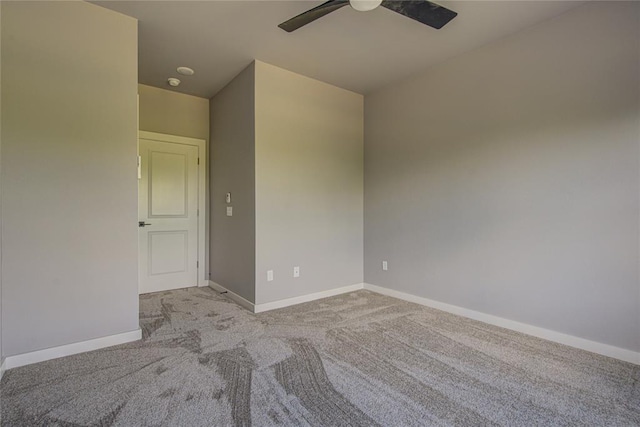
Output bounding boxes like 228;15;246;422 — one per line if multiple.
255;61;363;304
364;1;640;352
0;1;3;367
210;63;256;302
1;1;139;356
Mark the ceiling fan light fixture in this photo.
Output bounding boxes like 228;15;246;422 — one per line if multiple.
349;0;382;12
278;0;457;33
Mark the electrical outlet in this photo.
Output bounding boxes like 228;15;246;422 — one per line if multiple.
382;261;388;271
267;270;274;282
226;206;233;216
293;266;300;278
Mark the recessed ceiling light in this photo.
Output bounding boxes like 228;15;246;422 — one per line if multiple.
167;77;181;87
177;66;195;76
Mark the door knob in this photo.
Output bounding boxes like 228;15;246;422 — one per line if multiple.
139;221;152;227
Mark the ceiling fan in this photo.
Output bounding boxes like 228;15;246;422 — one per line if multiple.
278;0;457;33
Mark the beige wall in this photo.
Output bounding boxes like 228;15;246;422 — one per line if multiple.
364;2;640;352
254;61;363;304
1;1;139;356
138;84;209;141
210;63;256;302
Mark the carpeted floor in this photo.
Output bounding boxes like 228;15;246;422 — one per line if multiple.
1;287;639;426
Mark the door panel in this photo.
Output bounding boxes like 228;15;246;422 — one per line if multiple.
139;138;198;294
149;151;188;217
149;231;188;275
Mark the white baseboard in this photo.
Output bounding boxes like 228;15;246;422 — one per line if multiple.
4;329;142;371
0;357;6;380
254;283;365;313
363;283;639;365
209;281;366;314
209;281;255;312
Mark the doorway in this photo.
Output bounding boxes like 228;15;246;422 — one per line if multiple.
138;131;206;294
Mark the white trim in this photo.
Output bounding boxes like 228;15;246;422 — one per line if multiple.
209;281;255;312
208;281;366;314
364;283;640;365
0;358;6;380
138;131;208;290
4;329;142;370
254;283;365;313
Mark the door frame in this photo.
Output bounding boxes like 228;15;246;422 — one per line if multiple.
138;130;208;289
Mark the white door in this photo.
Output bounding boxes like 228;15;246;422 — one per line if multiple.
138;138;199;294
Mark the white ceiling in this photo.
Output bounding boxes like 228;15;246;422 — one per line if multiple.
94;1;584;99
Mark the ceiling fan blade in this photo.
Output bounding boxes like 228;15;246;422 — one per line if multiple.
279;0;350;32
381;0;457;29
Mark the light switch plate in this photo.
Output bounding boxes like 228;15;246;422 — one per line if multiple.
267;270;274;282
293;266;300;278
226;192;231;204
382;261;388;271
226;206;233;216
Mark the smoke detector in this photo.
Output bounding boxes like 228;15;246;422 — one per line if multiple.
167;77;181;87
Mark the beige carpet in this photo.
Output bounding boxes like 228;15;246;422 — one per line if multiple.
1;287;638;426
